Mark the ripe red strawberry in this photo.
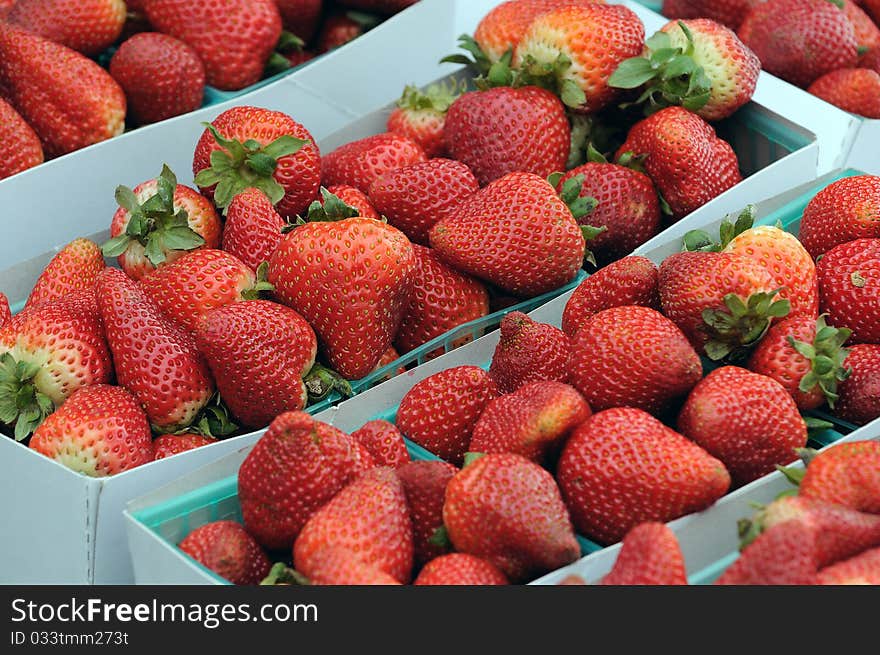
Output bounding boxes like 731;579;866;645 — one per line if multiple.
443;87;569;186
716;520;819;585
302;545;401;585
862;47;880;74
370;346;406;383
799;175;880;259
600;523;688;585
294;466;414;583
326;184;379;219
109;32;205;126
394;244;488;356
179;520;271;585
222;188;286;272
568;305;702;416
0;292;112;439
269;215;415;380
470;381;590;465
238;411;364;549
616;107;742;220
818;546;880;584
195;300;317;429
488;312;570;394
864;0;880;24
737;0;858;88
97;268;214;432
276;0;322;42
193;106;321;219
661;0;756;30
315;13;364;53
414;553;509;585
799;441;880;514
0;294;9;328
152;433;218;460
351;419;410;469
334;0;417;13
396;460;458;566
321;132;427;194
29;384;152;476
845;0;880;48
430;172;585;297
368;159;478;246
387;83;462;159
835;345;880;426
395;366;498;465
561;256;660;337
24;238;104;312
0;24;126;157
103;165;221;282
0;97;43;180
0;0;13;18
8;0;125;56
557;407;731;544
808;68;880;118
818;238;880;344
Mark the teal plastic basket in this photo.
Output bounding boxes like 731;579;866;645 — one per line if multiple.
631;0;663;12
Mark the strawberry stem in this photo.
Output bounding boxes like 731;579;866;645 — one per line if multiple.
0;352;55;441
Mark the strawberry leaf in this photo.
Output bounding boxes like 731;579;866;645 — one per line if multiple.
609;57;657;89
114;185;139;213
101;234;131;258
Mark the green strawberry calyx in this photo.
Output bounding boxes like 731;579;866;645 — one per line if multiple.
548;172;606;267
260;562;310;586
397;79;464;115
682;205;756;252
304;363;354;403
516;51;586;109
102;164;205;268
428;525;452;549
702;288;791;361
240;262;275;300
182;392;238;438
0;352;55;441
194;123;309;213
265;31;306;76
282;187;362;233
440;34;498;79
787;315;852;409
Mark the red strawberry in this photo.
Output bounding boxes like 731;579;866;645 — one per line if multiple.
430;172;585;297
368;158;478;246
808;68;880;118
326;184;379;219
394;244;489;356
395;366;498;466
861;47;880;74
864;0;880;24
351;419;410;469
294;466;414;583
799;175;880;259
178;520;271;585
29;384;152;476
0;0;13;18
302;545;401;585
103;165;221;282
282;46;316;68
489;312;570;394
414;553;509;585
109;32;205;126
370;346;406;383
443;86;569;187
193;106;321;219
600;523;688;585
315;13;364;53
396;460;458;566
737;0;858;88
561;256;660;338
661;0;757;30
334;0;417;13
557;407;731;544
817;238;880;344
0;294;9;328
836;345;880;426
818;546;880;585
616;107;742;220
195;300;317;429
152;433;218;460
0;97;43;180
96;268;214;432
800;441;880;514
238;411;364;549
8;0;125;55
568;305;702;416
321;132;427;194
716;520;819;585
222;188;286;272
469;381;590;465
0;24;126;157
387;83;461;159
276;0;322;42
444;452;580;582
24;238;104;312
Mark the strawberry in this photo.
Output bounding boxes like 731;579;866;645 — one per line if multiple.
0;0;13;18
24;238;104;312
716;520;819;585
222;188;286;272
321;132;427;194
469;381;590;465
238;411;364;549
102;165;221;282
109;32;205;126
0;292;112;439
557;407;731;544
368;158;478;246
370;346;406;383
0;294;9;328
0;97;43;180
193;106;321;219
567;305;702;416
600;523;688;585
817;238;880;344
737;0;858;88
300;545;401;585
28;384;152;476
326;184;379;219
414;553;509;585
616;107;742;220
394;244;488;356
178;520;271;585
351;419;410;469
443;86;569;187
395;366;498;466
808;68;880;119
561;256;660;338
661;0;756;30
396;460;458;566
557;574;588;585
430;172;585;297
0;24;126;158
195;300;317;429
835;345;880;426
798;441;880;514
152;433;218;460
844;0;880;54
865;0;880;23
335;0;417;13
8;0;125;56
96;268;214;432
276;0;322;42
315;13;364;53
387;83;462;159
818;546;880;584
294;466;414;583
800;175;880;259
489;312;569;394
862;47;880;74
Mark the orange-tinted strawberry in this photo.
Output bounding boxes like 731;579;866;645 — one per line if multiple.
845;0;880;53
600;523;688;585
302;545;402;585
818;546;880;585
0;294;9;328
716;520;819;585
557;407;730;544
179;520;271;585
326;184;379;219
387;83;461;159
800;175;880;259
661;0;756;30
9;0;125;55
351;420;411;469
222;188;286;272
817;238;880;344
0;97;42;180
835;345;880;426
397;460;458;566
799;441;880;513
152;433;218;460
414;553;509;585
808;68;880;119
24;238;104;312
321;132;427;194
489;312;570;394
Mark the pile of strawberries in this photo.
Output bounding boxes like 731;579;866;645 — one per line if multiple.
660;0;880;118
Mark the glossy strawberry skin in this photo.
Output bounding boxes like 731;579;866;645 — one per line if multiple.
221;188;286;272
316;13;362;53
414;553;509;585
276;0;322;42
152;433;218;460
817;238;880;344
24;238;104;312
321;132;427;194
0;294;10;328
326;184;380;219
179;520;271;585
489;312;570;394
351;420;411;469
396;460;458;566
0;97;43;180
800;441;880;513
716;520;819;585
304;545;402;585
834;345;880;426
818;547;880;585
809;68;880;119
387;106;446;159
600;523;688;585
9;0;125;55
799;175;880;259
